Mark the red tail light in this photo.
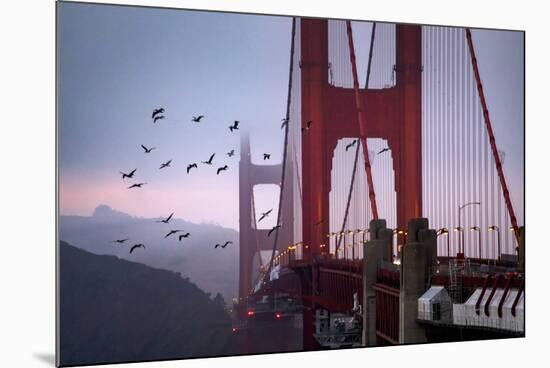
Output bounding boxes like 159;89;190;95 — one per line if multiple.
232;327;237;333
275;313;281;319
247;310;255;317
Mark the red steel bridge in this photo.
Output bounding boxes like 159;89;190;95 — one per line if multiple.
234;18;524;353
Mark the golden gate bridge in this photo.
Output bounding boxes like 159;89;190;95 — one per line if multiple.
234;18;524;352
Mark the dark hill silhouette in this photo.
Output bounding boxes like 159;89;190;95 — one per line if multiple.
59;241;237;366
60;205;239;304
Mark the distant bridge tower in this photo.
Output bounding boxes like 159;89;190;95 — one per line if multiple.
239;131;294;299
300;19;423;261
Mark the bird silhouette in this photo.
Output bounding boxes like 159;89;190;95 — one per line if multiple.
202;153;215;165
153;115;165;123
112;238;129;244
156;212;174;224
141;144;156;153
345;140;358;152
120;168;137;179
377;147;390;155
159;160;172;169
128;182;146;189
217;165;228;175
258;209;273;223
164;229;183;239
221;241;233;248
214;243;221;249
178;233;191;241
152;108;165;119
263;153;271;160
229;121;239;132
280;118;289;129
129;243;145;253
227;149;235;157
187;163;198;174
301;120;312;132
192;115;204;122
268;225;282;237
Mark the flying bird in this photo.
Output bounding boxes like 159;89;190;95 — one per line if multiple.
128;182;146;189
377;147;390;155
221;241;233;248
152;108;165;119
268;225;282;237
263;153;271;160
280;118;289;129
164;230;183;239
129;243;145;254
159;160;172;169
217;165;228;175
345;139;358;152
301;120;313;132
112;238;129;244
192;115;204;123
229;120;239;132
120;168;137;179
157;212;174;224
227;149;235;157
141;144;156;153
178;233;191;241
214;243;221;249
258;209;273;223
187;163;198;174
202;153;215;165
153;115;165;124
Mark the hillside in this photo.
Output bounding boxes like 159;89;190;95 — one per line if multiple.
59;241;237;366
59;205;239;303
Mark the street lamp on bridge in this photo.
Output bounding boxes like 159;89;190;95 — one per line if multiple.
326;232;336;255
437;228;450;257
453;227;464;256
458;201;481;254
470;226;482;259
488;225;501;262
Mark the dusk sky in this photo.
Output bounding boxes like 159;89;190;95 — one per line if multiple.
58;2;524;232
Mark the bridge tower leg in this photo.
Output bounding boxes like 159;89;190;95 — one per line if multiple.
394;25;423;231
239;133;256;300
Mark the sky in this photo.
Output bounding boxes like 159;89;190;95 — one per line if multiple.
58;2;524;232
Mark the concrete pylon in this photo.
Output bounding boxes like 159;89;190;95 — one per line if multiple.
398;218;436;344
362;219;392;346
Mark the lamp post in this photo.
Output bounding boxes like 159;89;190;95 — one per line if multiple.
488;225;501;262
326;233;336;257
346;230;354;260
393;228;407;258
355;229;363;259
453;227;464;256
340;231;346;259
458;201;481;254
470;226;481;259
437;228;450;257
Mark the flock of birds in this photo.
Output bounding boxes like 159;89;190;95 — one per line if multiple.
114;109;390;255
113;108;283;255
